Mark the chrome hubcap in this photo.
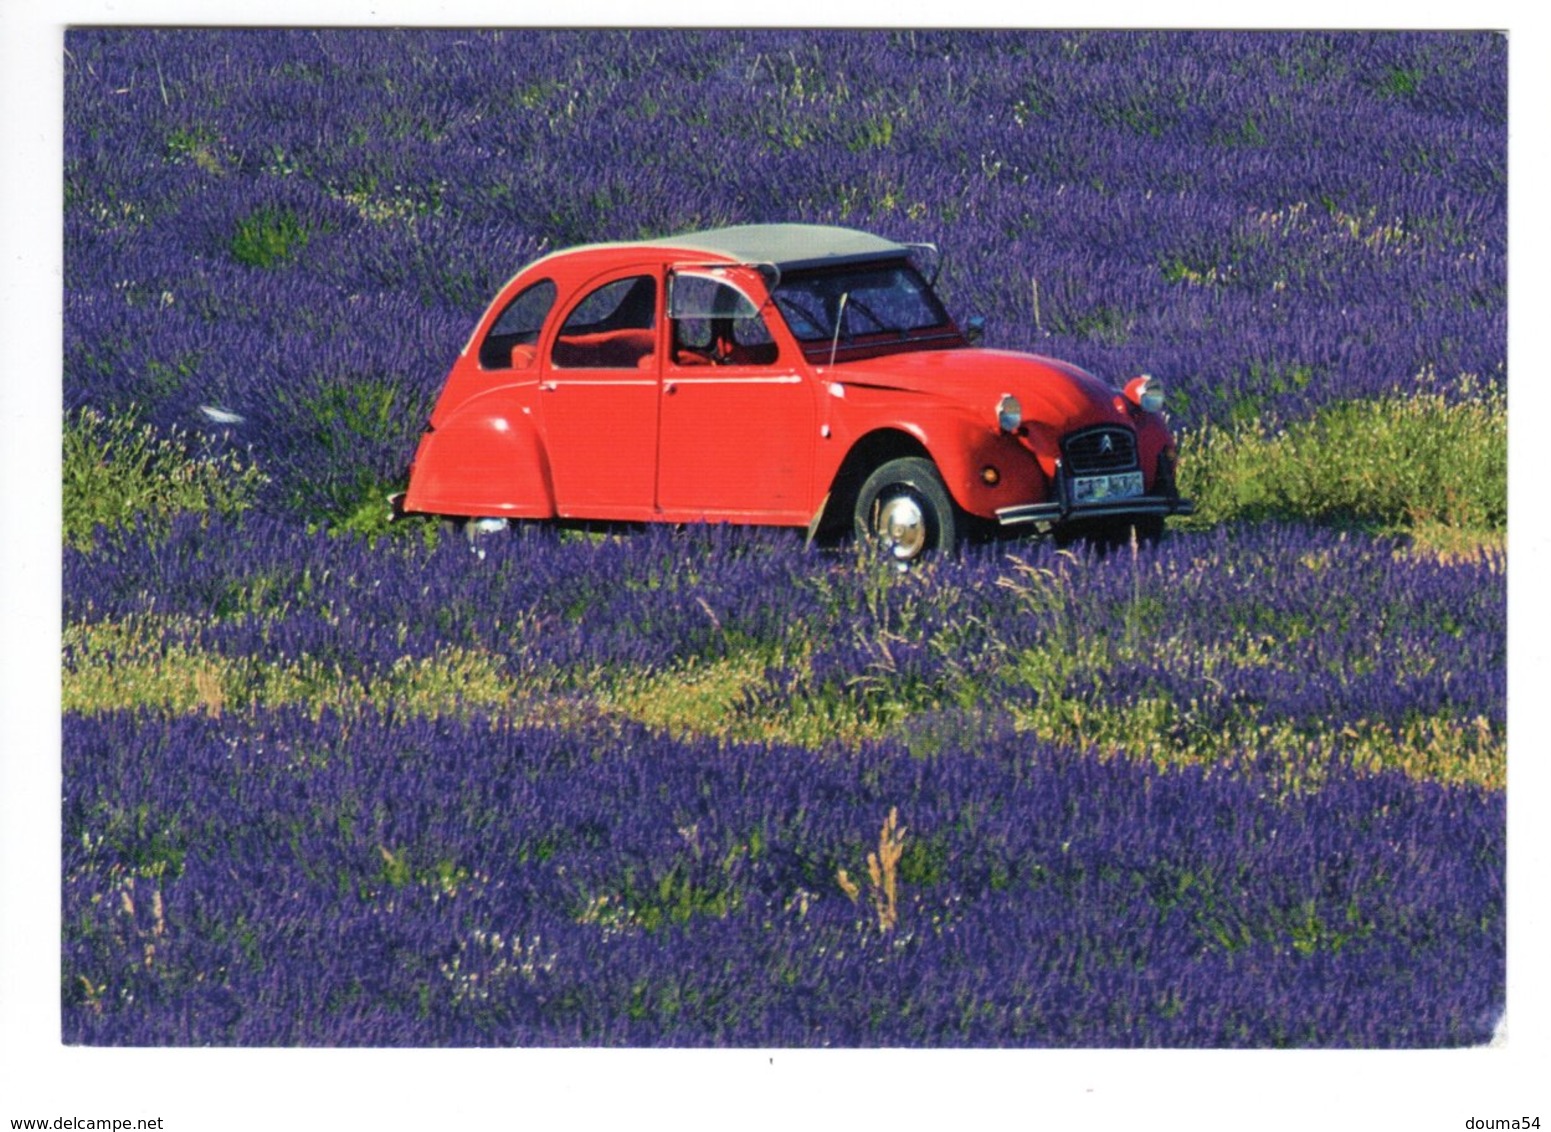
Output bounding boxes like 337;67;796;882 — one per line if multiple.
875;494;927;561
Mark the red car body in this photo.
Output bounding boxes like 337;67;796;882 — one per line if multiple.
399;223;1191;560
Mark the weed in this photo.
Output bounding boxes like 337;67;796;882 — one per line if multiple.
1176;382;1505;539
838;807;907;933
164;125;228;174
63;407;267;550
230;207;313;268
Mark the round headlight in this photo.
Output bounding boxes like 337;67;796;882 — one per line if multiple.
996;393;1023;433
1125;374;1166;414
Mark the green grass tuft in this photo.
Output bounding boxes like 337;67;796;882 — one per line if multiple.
63;407;267;550
230;206;313;267
1175;381;1505;540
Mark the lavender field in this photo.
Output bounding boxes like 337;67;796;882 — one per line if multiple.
59;28;1507;1047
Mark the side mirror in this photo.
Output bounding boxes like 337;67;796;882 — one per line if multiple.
965;315;986;346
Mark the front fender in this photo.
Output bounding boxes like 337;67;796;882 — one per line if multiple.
402;389;556;518
828;393;1050;523
925;418;1049;521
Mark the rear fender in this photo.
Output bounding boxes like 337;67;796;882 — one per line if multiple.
402;391;555;518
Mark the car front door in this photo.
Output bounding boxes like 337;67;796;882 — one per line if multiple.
540;270;663;519
656;269;816;523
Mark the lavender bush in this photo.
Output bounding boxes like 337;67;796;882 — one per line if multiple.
62;516;1505;782
63;706;1502;1047
60;28;1507;1046
60;516;1506;1044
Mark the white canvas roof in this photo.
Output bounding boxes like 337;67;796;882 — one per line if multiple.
640;223;912;270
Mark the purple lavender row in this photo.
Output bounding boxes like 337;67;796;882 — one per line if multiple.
63;513;1506;731
62;706;1503;1046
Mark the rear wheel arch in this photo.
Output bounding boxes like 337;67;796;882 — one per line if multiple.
403;390;557;519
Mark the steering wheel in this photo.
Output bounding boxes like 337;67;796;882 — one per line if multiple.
707;317;738;364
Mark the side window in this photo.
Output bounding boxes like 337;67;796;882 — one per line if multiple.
479;279;556;370
551;275;658;370
669;275;777;367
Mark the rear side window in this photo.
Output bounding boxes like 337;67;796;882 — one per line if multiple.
551;275;658;370
479;279;556;369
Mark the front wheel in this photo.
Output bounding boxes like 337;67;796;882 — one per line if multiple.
853;457;958;565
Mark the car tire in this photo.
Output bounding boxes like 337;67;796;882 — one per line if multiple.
442;516;514;556
854;457;958;565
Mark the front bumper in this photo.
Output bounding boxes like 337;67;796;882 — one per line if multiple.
995;493;1196;529
994;436;1195;532
995;459;1194;530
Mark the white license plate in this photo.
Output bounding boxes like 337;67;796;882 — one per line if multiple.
1072;471;1144;503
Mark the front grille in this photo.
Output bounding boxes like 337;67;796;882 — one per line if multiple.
1063;427;1138;474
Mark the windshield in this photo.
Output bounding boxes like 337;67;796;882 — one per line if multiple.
771;262;954;345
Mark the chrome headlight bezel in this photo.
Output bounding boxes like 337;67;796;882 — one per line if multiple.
1125;374;1166;414
996;393;1023;433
